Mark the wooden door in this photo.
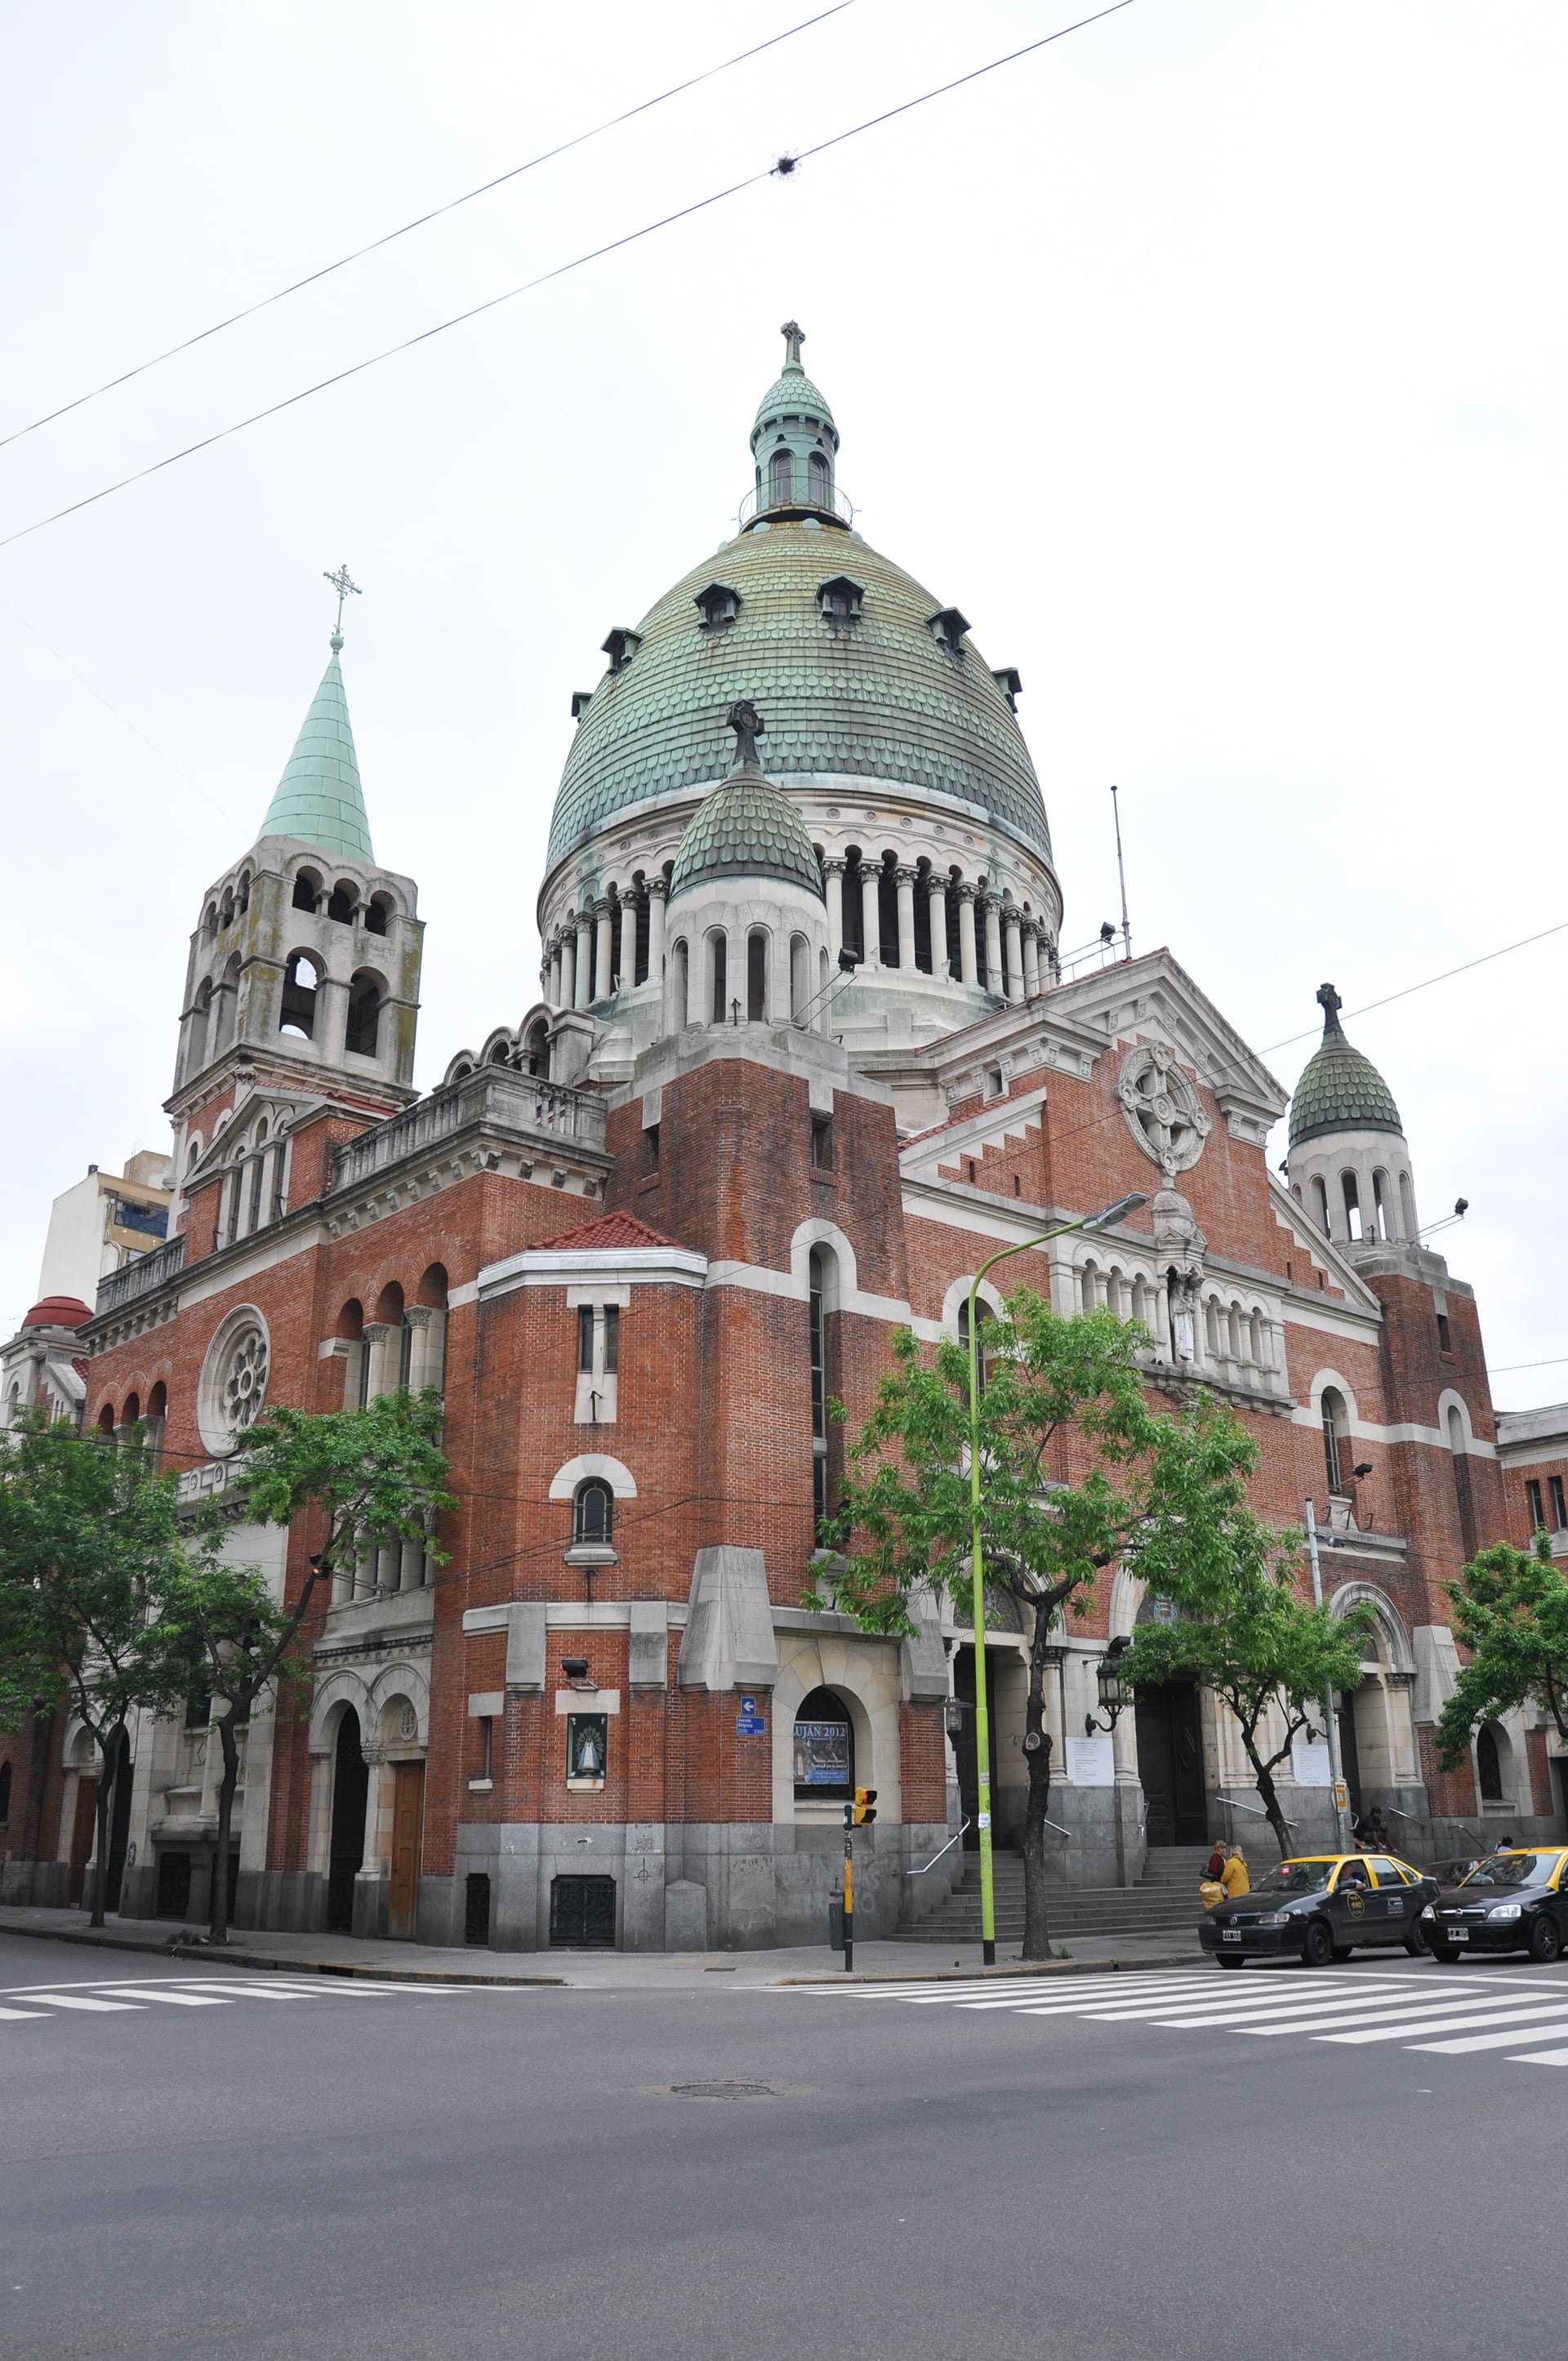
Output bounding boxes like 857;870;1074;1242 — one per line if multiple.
388;1761;425;1940
67;1777;99;1905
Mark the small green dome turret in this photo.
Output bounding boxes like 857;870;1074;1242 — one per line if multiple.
669;700;824;903
748;320;842;519
1289;984;1404;1147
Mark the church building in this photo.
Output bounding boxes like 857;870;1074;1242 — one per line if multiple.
5;327;1564;1946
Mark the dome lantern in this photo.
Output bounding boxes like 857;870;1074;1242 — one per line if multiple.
1286;983;1419;1250
746;320;844;524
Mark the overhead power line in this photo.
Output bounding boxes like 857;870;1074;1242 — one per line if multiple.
0;0;1138;555
1259;919;1568;1058
0;0;860;456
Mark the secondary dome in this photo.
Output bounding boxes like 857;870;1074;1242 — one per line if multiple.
23;1295;91;1329
546;327;1053;876
1289;984;1404;1147
669;763;825;903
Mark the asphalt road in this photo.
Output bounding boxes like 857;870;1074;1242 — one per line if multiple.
2;1931;1563;2361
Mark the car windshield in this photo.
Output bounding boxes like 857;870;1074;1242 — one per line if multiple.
1458;1852;1561;1889
1251;1860;1334;1895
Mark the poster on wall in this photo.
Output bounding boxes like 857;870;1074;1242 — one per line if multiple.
793;1720;851;1786
1065;1735;1115;1787
1291;1739;1332;1787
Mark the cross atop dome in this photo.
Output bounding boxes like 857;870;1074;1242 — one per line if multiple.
1316;981;1344;1035
780;319;805;369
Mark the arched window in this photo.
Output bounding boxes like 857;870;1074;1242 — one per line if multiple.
523;1018;550;1076
1371;1169;1390;1240
280;953;318;1040
808;1247;831;1521
793;1684;854;1800
236;871;252;914
327;882;357;924
1398;1170;1415;1238
123;1392;140;1428
185;982;212;1078
790;933;810;1026
572;1478;614;1546
1476;1722;1504;1802
220;889;234;929
877;855;898;964
1447;1404;1466;1456
292;867;321;913
1249;1310;1265;1362
1321;1388;1350;1495
1312;1176;1330;1235
746;929;768;1022
1227;1303;1242;1359
670;938;689;1031
708;931;728;1026
98;1402;115;1436
1342;1172;1362;1241
345;973;381;1057
1106;1270;1124;1318
365;893;392;937
957;1296;993;1398
1205;1299;1221;1356
770;448;794;505
212;954;241;1052
487;1036;513;1066
808;452;830;507
1079;1262;1098;1314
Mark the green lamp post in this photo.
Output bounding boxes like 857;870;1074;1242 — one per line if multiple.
964;1191;1147;1967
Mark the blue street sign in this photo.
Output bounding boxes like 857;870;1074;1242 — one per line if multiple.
739;1695;757;1713
736;1714;767;1735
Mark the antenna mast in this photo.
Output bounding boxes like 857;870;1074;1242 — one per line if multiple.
1111;783;1132;962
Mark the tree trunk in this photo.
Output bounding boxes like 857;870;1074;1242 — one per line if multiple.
1238;1725;1293;1857
87;1733;116;1928
1020;1607;1058;1962
207;1705;243;1944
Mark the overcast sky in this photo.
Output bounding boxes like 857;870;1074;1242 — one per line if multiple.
2;1;1563;1407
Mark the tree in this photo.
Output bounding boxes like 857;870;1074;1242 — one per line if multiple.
1434;1530;1568;1775
145;1388;455;1944
1116;1399;1373;1856
0;1413;188;1926
813;1295;1162;1963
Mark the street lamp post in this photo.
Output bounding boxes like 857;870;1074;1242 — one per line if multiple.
964;1190;1147;1967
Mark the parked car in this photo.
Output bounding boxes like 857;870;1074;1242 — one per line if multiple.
1199;1853;1439;1968
1423;1848;1568;1963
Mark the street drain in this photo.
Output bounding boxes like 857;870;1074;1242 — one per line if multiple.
670;2080;775;2100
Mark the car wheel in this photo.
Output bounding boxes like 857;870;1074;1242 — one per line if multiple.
1429;1945;1460;1963
1215;1953;1245;1970
1301;1918;1334;1968
1528;1915;1563;1965
1404;1924;1430;1958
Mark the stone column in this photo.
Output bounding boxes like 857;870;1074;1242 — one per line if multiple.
316;973;350;1063
1022;924;1041;999
559;931;575;1013
646;877;666;980
594;898;613;1000
860;864;881;969
547;938;561;1005
956;884;978;987
1003;907;1024;1003
982;896;1004;996
927;871;950;978
618;893;637;990
895;866;918;971
573;909;592;1012
822;858;845;959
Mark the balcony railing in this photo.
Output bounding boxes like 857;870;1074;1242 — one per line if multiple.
95;1232;186;1317
329;1067;607;1195
737;479;855;528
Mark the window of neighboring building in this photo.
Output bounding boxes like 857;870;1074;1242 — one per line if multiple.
1526;1478;1545;1530
1552;1476;1567;1532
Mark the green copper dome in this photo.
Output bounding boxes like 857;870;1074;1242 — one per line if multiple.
257;637;375;862
752;365;837;441
1289;984;1404;1147
669;766;825;902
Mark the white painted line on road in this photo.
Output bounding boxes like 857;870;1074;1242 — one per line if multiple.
1410;2018;1568;2054
27;1993;145;2011
1240;2000;1503;2038
1143;1988;1472;2030
1087;1980;1416;2021
1506;2045;1568;2065
960;1981;1205;2014
96;1988;236;2007
0;2006;49;2020
1319;2002;1568;2045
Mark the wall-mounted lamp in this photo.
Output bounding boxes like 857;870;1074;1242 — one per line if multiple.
1085;1635;1132;1735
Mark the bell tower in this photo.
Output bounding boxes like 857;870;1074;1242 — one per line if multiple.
166;576;423;1242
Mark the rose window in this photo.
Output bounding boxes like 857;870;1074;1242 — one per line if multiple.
1116;1045;1211;1176
221;1328;270;1431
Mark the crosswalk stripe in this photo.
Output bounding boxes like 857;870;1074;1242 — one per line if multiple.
0;2006;49;2020
1241;1999;1506;2038
96;1989;235;2007
1085;1981;1417;2022
1410;2017;1568;2054
959;1981;1205;2014
1319;2002;1568;2046
1505;2044;1568;2065
1142;1989;1472;2030
176;1982;331;2001
29;1994;145;2011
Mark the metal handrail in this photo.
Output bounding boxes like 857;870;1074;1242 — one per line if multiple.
1218;1789;1295;1831
906;1820;971;1875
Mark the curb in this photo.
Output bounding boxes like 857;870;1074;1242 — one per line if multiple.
0;1920;566;1987
775;1949;1205;1985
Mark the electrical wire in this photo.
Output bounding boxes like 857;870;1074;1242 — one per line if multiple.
1259;919;1568;1057
0;0;1138;555
0;1;860;456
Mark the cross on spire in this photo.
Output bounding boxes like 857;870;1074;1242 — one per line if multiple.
1316;981;1344;1035
780;319;804;368
323;563;362;647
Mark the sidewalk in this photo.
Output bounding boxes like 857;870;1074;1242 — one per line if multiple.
0;1904;1205;1989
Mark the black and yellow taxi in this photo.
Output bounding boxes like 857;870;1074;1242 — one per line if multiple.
1198;1853;1440;1969
1422;1847;1568;1964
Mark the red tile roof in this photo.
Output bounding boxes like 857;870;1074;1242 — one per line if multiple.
524;1211;688;1256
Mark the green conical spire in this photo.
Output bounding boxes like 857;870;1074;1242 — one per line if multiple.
257;634;374;861
1289;982;1404;1147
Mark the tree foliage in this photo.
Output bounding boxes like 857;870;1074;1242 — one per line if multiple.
1435;1530;1568;1768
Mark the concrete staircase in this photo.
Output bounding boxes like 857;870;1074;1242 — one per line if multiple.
899;1845;1212;1947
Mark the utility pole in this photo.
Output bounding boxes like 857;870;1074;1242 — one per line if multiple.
840;1788;877;1971
1305;1499;1353;1851
1111;783;1132;962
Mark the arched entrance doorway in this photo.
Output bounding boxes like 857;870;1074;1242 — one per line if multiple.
327;1708;368;1932
792;1685;854;1801
1134;1684;1205;1846
104;1729;134;1912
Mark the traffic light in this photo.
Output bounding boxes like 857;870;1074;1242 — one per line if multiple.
853;1787;878;1826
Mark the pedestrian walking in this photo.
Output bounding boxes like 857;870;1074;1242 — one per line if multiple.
1220;1844;1250;1899
1205;1839;1227;1882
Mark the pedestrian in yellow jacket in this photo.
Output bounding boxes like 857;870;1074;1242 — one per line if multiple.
1220;1846;1250;1898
